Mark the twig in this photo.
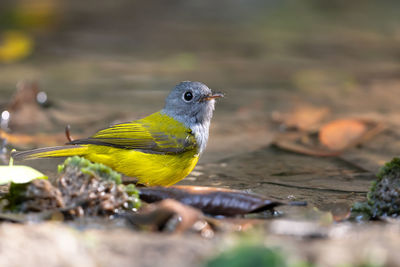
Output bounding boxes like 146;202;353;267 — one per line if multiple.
65;125;73;142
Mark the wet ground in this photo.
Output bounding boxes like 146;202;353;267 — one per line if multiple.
1;1;400;266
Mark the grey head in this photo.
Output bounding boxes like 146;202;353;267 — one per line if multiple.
162;81;223;154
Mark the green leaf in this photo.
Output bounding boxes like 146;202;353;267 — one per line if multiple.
0;165;47;185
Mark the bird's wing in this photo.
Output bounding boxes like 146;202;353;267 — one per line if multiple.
68;112;197;154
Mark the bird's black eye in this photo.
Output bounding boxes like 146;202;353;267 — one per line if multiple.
183;91;193;102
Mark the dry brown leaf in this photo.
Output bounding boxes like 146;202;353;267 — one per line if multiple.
319;119;368;151
155;199;205;233
273;134;341;157
272;105;330;131
127;199;209;234
138;186;305;216
274;119;385;156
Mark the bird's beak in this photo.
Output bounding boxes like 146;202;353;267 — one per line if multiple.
200;92;224;102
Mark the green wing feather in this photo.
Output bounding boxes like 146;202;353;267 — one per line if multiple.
69;111;197;154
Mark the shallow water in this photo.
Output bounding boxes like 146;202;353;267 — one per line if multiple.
2;0;400;212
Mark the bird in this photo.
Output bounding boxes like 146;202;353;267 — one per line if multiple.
12;81;223;186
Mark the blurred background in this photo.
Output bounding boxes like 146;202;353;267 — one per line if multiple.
2;3;400;265
1;0;400;161
1;0;400;91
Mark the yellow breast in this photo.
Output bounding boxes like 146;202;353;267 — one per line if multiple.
85;145;199;186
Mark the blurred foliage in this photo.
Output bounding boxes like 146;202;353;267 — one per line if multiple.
0;30;33;63
203;230;312;267
0;0;59;63
0;0;59;31
0;0;399;90
205;245;289;267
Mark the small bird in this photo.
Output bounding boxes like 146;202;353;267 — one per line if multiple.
12;81;223;186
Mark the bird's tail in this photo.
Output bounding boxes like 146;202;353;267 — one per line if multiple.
11;145;89;160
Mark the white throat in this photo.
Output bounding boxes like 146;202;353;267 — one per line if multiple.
190;121;210;154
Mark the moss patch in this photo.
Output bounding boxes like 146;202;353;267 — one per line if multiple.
352;157;400;219
3;156;140;215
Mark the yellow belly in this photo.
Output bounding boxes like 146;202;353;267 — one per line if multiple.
84;145;199;186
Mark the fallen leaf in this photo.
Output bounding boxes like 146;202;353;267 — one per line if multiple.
139;186;305;216
124;199;212;235
274;119;385;156
151;199;206;233
319;119;367;150
272;105;330;131
0;160;47;185
273;133;341;157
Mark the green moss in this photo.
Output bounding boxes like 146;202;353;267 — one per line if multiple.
58;156;122;184
2;156;141;215
125;183;139;197
58;156;141;211
57;164;65;173
4;179;63;212
5;182;29;211
205;245;289;267
122;183;141;210
376;157;400;180
352;157;400;219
